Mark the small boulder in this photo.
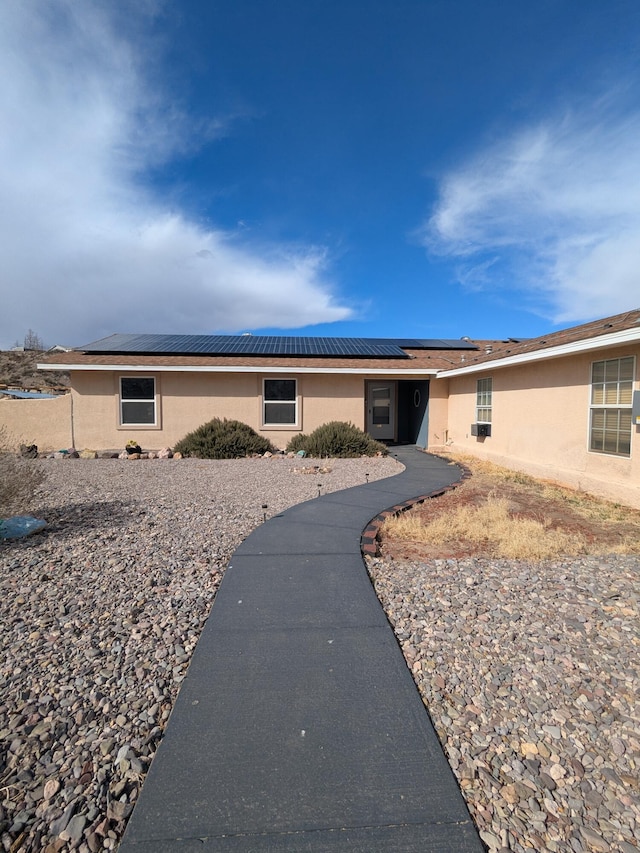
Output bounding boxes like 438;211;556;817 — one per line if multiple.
19;444;38;459
0;516;47;539
79;449;98;459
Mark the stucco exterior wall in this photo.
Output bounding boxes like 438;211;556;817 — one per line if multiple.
0;394;72;451
425;377;449;447
440;344;640;508
298;374;365;437
69;371;367;450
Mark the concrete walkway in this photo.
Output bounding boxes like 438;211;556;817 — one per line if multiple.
119;447;484;852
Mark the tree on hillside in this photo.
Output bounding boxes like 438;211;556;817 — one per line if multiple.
23;329;45;350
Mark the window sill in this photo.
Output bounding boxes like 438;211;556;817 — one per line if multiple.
117;424;162;431
262;424;301;431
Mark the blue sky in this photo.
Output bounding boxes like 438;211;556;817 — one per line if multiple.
2;0;640;348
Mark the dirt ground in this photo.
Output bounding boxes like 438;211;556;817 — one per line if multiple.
0;349;69;390
380;455;640;560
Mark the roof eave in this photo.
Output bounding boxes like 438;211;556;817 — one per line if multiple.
436;326;640;378
38;362;440;376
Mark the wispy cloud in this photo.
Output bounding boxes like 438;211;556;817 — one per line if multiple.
425;97;640;323
0;2;351;348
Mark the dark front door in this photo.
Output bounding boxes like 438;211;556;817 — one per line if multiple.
397;380;430;446
366;381;396;441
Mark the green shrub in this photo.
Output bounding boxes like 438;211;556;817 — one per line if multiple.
286;421;387;458
174;418;275;459
286;433;307;454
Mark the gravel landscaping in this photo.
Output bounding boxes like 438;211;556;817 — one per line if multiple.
0;456;399;852
2;456;639;853
367;553;640;853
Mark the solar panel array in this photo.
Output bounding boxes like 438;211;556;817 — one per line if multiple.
394;338;479;351
79;333;478;358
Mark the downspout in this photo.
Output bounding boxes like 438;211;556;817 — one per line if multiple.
70;391;76;449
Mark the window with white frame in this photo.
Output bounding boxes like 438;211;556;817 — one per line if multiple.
263;378;297;425
476;377;492;423
120;377;156;426
589;356;634;457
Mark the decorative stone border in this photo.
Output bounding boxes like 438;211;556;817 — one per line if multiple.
360;461;472;557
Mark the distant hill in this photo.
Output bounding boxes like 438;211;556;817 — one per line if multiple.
0;350;70;390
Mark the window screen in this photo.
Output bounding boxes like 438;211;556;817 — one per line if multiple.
263;379;297;425
589;357;634;457
476;377;492;423
120;377;156;425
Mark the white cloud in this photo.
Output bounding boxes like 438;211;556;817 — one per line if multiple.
0;1;351;348
425;101;640;323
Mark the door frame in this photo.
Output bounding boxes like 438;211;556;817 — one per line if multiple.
396;379;430;447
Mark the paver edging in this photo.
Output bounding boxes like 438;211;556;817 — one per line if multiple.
360;460;472;557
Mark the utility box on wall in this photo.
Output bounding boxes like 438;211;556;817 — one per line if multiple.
471;423;491;437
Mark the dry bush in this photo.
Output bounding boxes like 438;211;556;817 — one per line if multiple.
0;425;47;517
173;418;274;459
383;495;587;560
287;421;387;457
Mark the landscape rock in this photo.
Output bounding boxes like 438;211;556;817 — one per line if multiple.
0;454;400;850
367;552;640;853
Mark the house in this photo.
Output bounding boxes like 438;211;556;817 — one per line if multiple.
36;308;640;508
38;333;480;451
433;308;640;508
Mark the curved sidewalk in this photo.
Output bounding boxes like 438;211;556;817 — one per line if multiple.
120;446;484;852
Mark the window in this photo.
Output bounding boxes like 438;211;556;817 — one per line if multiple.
371;386;392;425
590;357;634;457
263;378;297;425
120;377;156;425
476;377;492;423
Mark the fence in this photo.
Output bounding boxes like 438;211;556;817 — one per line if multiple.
0;394;73;451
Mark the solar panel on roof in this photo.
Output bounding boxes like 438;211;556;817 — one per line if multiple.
78;333;479;357
393;338;479;350
79;334;410;358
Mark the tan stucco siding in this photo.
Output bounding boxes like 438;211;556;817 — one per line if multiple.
70;372;121;449
0;394;72;451
161;372;259;440
68;371;368;450
425;377;449;447
440;345;640;508
299;374;365;433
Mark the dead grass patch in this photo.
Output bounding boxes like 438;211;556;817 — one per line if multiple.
380;454;640;561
